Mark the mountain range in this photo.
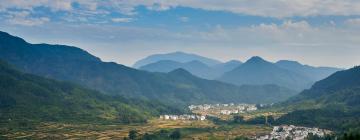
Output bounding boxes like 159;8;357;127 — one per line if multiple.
136;53;340;91
133;51;222;68
139;60;242;79
218;56;314;91
0;60;182;124
0;31;295;105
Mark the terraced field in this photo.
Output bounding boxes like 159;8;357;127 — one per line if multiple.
1;119;271;139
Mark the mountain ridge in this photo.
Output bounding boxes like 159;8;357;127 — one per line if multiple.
274;66;360;131
218;56;313;91
133;51;222;68
0;31;296;105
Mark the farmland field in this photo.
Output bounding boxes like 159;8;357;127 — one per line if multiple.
1;119;271;139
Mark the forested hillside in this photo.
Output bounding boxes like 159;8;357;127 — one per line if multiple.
275;66;360;131
0;60;182;125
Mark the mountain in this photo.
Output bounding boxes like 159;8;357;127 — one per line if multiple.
218;56;312;91
133;51;222;68
165;68;297;104
275;66;360;131
212;60;243;74
139;60;219;79
139;60;184;73
0;31;295;105
285;66;360;108
0;60;182;125
275;60;341;81
139;60;242;79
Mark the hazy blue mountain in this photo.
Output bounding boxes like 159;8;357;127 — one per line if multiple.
165;68;297;104
139;60;219;79
275;60;341;81
212;60;243;75
139;59;242;79
0;31;295;105
0;60;182;124
139;60;184;73
218;56;313;91
133;51;222;68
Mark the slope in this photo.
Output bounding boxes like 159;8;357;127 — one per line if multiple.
0;60;182;125
275;66;360;131
219;56;312;91
275;60;341;82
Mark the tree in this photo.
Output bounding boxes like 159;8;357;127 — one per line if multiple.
233;115;245;123
129;129;137;140
170;129;181;139
306;133;322;140
143;133;152;140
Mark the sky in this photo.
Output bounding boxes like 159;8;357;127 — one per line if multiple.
0;0;360;68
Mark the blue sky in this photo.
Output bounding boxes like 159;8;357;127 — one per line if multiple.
1;0;360;68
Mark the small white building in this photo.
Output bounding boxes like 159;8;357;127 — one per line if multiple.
200;116;206;121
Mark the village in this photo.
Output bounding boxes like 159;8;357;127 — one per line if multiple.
257;125;332;140
188;103;258;116
159;114;206;121
159;103;259;121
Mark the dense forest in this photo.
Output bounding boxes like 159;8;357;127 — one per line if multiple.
0;60;183;128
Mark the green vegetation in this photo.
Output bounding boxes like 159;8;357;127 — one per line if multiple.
128;129;138;140
0;60;183;130
270;66;360;134
340;131;360;140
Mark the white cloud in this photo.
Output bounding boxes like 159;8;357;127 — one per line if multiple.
0;0;73;11
5;11;50;26
178;16;189;22
110;0;360;18
111;18;133;23
2;0;360;18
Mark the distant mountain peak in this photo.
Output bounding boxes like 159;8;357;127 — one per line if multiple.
245;56;268;64
133;51;221;68
172;51;187;55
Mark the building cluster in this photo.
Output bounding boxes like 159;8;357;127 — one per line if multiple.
159;114;206;121
189;103;258;115
257;125;332;140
